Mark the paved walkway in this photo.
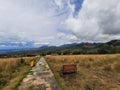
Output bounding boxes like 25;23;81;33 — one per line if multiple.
18;57;61;90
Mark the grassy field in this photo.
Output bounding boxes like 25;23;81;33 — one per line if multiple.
0;56;40;90
45;54;120;90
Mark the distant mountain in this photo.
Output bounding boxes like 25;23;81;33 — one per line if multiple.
106;40;120;46
0;40;120;57
0;48;37;54
37;39;120;55
39;45;50;49
0;41;49;54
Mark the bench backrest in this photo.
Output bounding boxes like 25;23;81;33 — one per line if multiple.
62;64;77;74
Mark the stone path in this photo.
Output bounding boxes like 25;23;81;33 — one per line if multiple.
18;57;61;90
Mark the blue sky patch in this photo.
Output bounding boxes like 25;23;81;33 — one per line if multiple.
70;0;83;17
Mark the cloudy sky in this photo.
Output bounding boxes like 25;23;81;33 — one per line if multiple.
0;0;120;48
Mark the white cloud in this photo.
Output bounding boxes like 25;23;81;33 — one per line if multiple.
0;0;62;44
58;32;78;41
0;0;120;48
34;42;49;46
54;0;63;9
65;0;120;42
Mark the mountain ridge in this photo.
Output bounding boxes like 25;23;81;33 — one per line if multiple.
0;39;120;56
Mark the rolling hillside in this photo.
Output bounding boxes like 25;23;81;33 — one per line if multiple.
0;40;120;57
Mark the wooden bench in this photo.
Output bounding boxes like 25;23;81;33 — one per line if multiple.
61;64;77;75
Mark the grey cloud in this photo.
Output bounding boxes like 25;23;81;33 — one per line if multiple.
65;0;120;42
98;6;120;35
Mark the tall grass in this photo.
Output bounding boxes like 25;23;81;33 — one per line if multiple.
45;54;120;90
0;57;38;90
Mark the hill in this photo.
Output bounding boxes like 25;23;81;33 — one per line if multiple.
0;40;120;57
36;40;120;55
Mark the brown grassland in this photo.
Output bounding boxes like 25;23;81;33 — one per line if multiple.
45;54;120;90
0;56;40;90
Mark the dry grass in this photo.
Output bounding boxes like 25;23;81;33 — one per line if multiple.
45;54;120;90
0;56;40;90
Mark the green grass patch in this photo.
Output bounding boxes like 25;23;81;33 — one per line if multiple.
13;68;32;90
